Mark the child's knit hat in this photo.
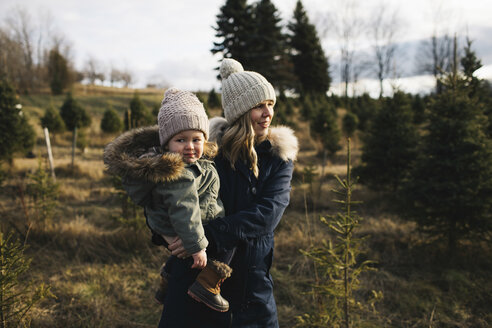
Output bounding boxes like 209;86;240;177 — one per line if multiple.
157;88;209;146
220;58;276;124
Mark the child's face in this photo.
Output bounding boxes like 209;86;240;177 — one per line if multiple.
167;130;204;164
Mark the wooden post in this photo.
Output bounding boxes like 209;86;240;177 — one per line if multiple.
43;127;56;182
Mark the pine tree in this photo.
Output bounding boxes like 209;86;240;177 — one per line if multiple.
357;92;418;193
310;96;341;157
47;48;71;95
411;94;426;125
0;80;35;165
60;92;91;167
297;139;381;328
460;38;492;137
207;88;221;110
76;128;89;152
351;93;378;132
41;105;66;138
287;0;330;96
460;38;482;97
125;92;152;130
101;108;123;134
249;0;291;90
274;92;296;127
0;232;53;327
402;41;492;253
59;93;91;132
211;0;254;65
27;160;59;226
342;112;359;138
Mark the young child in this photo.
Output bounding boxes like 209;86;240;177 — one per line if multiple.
103;88;233;312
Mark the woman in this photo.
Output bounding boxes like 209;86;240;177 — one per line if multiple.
160;58;298;327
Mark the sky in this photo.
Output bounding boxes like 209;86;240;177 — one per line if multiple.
1;0;492;97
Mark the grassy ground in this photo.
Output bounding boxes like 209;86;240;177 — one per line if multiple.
2;85;491;327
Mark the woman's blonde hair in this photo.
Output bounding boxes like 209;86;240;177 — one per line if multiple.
220;112;268;177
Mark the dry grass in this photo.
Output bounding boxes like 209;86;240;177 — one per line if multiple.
30;258;163;327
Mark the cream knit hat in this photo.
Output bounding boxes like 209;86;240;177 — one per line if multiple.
220;58;276;124
157;88;209;146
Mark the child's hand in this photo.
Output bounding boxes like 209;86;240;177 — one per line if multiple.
191;249;207;269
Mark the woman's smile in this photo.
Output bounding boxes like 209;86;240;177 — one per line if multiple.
250;100;274;137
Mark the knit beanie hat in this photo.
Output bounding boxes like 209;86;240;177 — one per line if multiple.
157;87;209;146
220;58;276;124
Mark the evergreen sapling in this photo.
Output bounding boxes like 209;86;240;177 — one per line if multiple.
297;139;381;328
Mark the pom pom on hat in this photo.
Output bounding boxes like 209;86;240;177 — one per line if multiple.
157;87;209;146
162;87;180;104
220;58;276;124
220;58;244;80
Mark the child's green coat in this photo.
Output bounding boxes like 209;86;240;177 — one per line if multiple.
103;126;225;255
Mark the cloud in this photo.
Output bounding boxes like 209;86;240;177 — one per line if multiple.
140;55;221;91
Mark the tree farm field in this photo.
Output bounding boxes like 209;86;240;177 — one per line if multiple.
2;85;491;327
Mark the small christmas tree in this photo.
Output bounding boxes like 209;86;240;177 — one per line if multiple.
41;105;66;143
297;139;381;328
0;232;53;327
0;80;35;166
101;108;123;134
60;92;91;169
357;92;418;192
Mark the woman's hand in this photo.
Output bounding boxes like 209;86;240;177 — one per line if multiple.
191;249;207;269
168;237;189;258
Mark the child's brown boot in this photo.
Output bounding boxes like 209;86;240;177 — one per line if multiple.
187;260;232;312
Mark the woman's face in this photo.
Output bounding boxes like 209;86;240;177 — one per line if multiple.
250;100;274;137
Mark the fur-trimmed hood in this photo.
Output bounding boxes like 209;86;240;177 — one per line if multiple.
209;116;298;161
103;125;184;183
